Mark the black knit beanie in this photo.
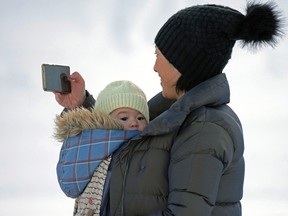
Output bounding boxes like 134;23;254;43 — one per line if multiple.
155;2;284;89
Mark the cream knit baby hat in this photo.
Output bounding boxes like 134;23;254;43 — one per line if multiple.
95;80;149;122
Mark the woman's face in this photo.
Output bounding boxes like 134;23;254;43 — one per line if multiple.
153;47;183;100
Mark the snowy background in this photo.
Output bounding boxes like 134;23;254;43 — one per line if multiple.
1;0;287;215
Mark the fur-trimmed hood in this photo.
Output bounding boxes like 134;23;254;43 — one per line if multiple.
54;107;123;142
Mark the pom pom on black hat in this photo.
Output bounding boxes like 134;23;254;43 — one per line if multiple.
234;1;285;49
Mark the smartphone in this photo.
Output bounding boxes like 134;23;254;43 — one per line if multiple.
42;64;71;93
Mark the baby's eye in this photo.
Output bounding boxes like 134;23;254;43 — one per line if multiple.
120;117;128;121
137;116;146;121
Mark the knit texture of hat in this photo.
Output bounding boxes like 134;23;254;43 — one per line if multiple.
155;5;243;88
155;3;285;89
95;80;149;122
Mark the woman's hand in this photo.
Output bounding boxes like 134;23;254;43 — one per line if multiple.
54;72;86;109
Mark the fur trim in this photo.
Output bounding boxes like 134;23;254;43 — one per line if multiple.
54;107;123;142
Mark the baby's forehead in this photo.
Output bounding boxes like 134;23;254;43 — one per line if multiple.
111;107;143;115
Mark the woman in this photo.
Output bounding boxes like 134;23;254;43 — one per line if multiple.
55;2;284;215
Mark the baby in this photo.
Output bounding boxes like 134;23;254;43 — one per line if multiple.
54;80;149;215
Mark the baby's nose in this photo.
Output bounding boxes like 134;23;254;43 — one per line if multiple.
129;119;139;129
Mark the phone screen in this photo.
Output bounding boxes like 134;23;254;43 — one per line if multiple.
42;64;71;93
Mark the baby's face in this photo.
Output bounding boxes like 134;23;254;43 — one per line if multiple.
110;108;148;131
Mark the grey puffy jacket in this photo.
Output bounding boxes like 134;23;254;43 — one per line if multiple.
108;73;244;216
82;73;244;216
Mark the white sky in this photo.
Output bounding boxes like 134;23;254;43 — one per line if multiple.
1;0;288;215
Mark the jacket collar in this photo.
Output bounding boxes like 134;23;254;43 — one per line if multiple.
142;73;230;136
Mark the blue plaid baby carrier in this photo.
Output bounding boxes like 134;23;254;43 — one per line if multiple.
57;128;139;198
54;107;140;198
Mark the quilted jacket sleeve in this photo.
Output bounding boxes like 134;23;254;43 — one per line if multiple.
150;121;234;216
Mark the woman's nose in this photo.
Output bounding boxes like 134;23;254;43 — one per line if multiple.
153;61;158;73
